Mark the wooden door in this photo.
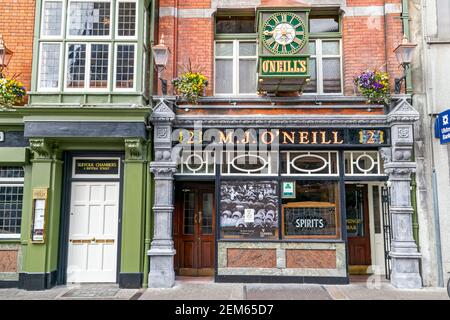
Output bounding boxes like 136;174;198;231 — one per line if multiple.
67;182;119;283
174;184;215;276
346;184;371;268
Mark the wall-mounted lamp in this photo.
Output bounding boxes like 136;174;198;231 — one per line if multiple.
152;35;170;96
0;35;13;78
393;35;417;94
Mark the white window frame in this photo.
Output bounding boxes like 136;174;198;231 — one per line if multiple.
66;0;113;40
176;151;216;176
221;151;279;177
115;0;138;40
344;151;385;176
113;42;137;91
64;42;112;92
303;38;343;95
214;40;258;97
0;173;24;239
37;42;63;92
40;0;65;39
281;151;340;177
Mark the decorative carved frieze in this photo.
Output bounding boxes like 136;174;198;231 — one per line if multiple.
29;138;53;160
125;138;144;160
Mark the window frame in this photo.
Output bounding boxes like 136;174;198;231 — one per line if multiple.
214;39;258;97
40;0;65;39
64;42;112;92
0;168;25;240
37;42;64;92
66;0;113;40
113;42;137;91
303;38;343;95
115;0;138;40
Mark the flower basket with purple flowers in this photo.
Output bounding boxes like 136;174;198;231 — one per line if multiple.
354;70;390;105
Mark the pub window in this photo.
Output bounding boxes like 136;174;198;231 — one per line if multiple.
344;151;384;176
67;0;112;38
41;0;64;37
215;41;258;95
220;180;279;240
0;167;25;239
282;181;341;239
281;151;339;176
38;43;62;90
304;14;342;94
222;151;278;176
215;15;256;34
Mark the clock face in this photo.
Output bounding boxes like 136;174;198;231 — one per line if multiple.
263;12;306;55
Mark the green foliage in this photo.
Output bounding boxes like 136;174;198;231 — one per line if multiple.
354;70;391;105
172;71;208;104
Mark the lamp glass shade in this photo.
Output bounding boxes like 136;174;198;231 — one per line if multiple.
152;45;169;69
394;43;416;65
0;44;13;68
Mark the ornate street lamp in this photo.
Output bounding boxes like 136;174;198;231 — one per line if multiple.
152;35;170;95
394;35;417;94
0;35;13;78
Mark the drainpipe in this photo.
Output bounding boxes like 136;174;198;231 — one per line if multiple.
410;173;419;248
401;0;413;94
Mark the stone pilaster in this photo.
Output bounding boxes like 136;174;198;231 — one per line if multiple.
383;97;422;289
148;99;177;288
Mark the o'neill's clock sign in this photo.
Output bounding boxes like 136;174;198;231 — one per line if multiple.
257;7;310;93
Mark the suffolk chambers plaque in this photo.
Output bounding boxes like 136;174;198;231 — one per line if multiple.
73;158;120;177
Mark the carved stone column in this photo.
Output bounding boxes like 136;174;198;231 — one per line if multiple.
383;98;422;289
148;100;177;288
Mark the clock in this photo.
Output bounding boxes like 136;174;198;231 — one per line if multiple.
262;12;306;55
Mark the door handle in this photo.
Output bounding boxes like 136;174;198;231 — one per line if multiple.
198;211;202;225
194;214;199;224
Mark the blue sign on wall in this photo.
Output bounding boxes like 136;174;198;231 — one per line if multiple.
437;109;450;144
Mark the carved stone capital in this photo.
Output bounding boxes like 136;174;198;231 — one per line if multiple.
151;99;175;124
125;138;144;160
150;162;178;177
387;98;420;124
29;138;53;160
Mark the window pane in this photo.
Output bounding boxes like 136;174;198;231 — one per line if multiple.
0;167;24;179
0;185;24;236
239;42;256;56
310;17;339;33
67;44;86;88
308;41;316;55
116;44;135;89
216;16;256;34
68;1;111;36
303;58;317;93
216;42;233;56
437;0;450;37
39;43;60;89
90;44;109;88
323;58;341;93
239;59;256;94
42;1;63;36
118;1;136;37
215;59;233;94
322;41;340;55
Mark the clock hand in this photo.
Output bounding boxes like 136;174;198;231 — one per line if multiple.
263;30;275;36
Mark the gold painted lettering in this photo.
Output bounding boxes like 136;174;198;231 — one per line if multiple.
282;131;295;144
311;131;318;144
299;131;310;144
333;131;344;144
261;131;275;145
219;131;233;144
300;60;307;73
320;131;332;144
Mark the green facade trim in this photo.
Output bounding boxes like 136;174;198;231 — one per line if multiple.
0;148;28;164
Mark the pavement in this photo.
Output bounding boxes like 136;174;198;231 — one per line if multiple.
0;277;448;300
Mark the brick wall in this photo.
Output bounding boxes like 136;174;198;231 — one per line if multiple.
157;0;406;97
0;0;36;102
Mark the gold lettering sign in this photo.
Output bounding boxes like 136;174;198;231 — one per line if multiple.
262;59;307;75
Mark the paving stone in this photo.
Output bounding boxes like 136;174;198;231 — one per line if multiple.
245;284;333;300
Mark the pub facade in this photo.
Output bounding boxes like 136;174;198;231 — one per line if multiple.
148;0;423;289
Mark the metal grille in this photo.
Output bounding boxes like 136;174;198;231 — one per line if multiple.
0;185;24;236
284;206;336;236
0;167;24;179
382;186;392;280
118;1;136;37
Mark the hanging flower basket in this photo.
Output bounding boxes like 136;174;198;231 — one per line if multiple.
172;72;208;105
354;70;390;105
0;78;26;108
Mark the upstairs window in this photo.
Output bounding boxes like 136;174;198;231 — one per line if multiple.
214;15;257;96
437;0;450;39
303;15;342;95
37;0;138;92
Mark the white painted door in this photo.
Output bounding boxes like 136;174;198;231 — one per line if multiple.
67;182;120;283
